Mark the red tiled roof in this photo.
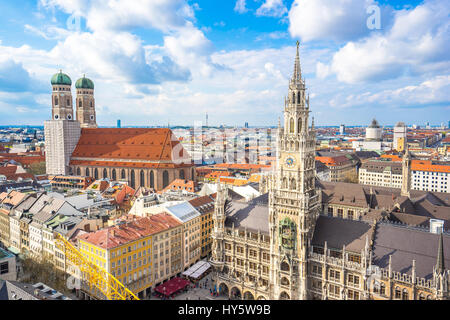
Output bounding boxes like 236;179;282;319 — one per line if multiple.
70;128;192;167
0;165;34;181
77;213;181;249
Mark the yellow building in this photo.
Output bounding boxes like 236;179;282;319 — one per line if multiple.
77;213;181;299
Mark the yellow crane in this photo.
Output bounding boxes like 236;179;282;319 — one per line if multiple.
55;233;139;300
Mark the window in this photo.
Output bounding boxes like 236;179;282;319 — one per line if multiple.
327;207;333;216
0;262;8;274
395;287;401;299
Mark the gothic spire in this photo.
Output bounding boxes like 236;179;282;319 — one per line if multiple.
436;232;445;274
292;40;301;82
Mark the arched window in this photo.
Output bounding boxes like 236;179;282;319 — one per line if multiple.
289;118;294;133
94;168;99;180
281;277;290;286
279;292;290;300
103;168;107;179
130;170;135;188
112;169;116;181
282;177;287;189
290;178;296;190
292;92;295;103
297;91;301;104
67;99;70;106
121;169;126;180
140;170;145;187
55;96;58;105
298;118;302;133
79;100;82;108
280;261;290;272
76;167;81;176
149;171;154;188
402;289;409;300
395;287;401;299
90;101;93;108
85;168;90;176
179;169;185;180
163;170;169;188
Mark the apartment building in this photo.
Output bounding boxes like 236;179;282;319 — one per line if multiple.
359;159;403;188
411;160;449;193
77;213;181;299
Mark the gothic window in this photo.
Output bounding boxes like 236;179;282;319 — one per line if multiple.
85;168;90;176
67;99;70;105
76;167;81;176
281;277;290;286
282;177;288;189
112;169;116;180
280;261;290;272
55;96;58;105
121;169;126;179
402;289;409;300
130;170;135;188
292;92;295;103
103;168;108;179
290;178;296;190
94;168;99;180
394;287;401;299
279;292;290;300
380;283;386;296
90;101;93;108
140;170;145;187
179;169;185;180
297;92;301;104
79;100;82;108
150;171;154;188
289;118;295;133
298;118;302;133
163;170;169;188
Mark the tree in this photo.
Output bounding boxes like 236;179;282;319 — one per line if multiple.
28;161;46;175
343;170;358;184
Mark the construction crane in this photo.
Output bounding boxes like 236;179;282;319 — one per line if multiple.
55;233;139;300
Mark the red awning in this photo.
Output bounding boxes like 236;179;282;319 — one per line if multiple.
154;277;190;296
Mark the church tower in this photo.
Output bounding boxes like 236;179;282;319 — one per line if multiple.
75;75;97;128
51;70;74;121
210;183;228;272
268;41;321;300
401;147;411;197
45;70;81;175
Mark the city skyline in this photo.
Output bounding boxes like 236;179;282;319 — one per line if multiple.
0;0;449;126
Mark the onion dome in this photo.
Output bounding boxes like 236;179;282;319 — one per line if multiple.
75;74;94;89
51;70;72;85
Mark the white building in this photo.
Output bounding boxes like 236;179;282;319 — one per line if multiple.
358;159;403;188
411;160;450;193
393;122;407;151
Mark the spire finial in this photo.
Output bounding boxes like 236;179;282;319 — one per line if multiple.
292;41;301;82
436;232;445;274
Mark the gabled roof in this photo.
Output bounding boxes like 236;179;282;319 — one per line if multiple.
70;128;192;167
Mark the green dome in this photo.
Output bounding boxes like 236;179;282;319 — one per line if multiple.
51;70;72;86
75;75;94;89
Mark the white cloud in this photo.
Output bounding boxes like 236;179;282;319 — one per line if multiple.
319;0;450;83
256;0;288;18
234;0;247;14
288;0;378;42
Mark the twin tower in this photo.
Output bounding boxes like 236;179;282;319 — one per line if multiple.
50;70;97;128
45;70;97;176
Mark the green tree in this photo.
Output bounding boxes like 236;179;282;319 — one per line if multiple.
28;161;46;175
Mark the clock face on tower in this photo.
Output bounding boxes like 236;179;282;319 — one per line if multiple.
285;157;295;167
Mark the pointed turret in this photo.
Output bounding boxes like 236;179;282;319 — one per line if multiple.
292;40;301;83
436;232;445;274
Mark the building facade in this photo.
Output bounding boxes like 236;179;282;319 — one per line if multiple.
210;42;450;300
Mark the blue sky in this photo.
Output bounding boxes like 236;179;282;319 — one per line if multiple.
0;0;448;127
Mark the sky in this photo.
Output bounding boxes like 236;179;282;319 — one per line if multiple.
0;0;448;127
